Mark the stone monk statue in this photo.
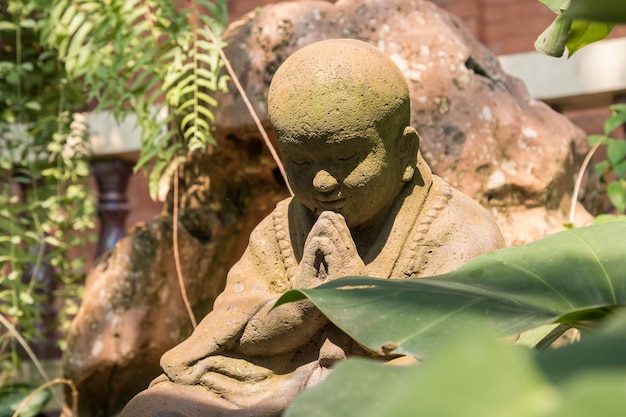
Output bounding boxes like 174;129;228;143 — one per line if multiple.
121;38;504;417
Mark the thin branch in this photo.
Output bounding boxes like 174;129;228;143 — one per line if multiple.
203;25;293;196
12;378;78;417
173;168;197;328
0;313;62;407
141;0;159;44
569;139;604;224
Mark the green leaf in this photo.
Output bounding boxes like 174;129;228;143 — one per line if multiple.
19;19;37;29
277;223;626;359
19;292;35;305
20;62;34;72
534;14;572;57
609;103;626;113
539;0;572;14
515;324;561;348
587;134;606;146
604;109;626;134
0;22;18;31
613;159;626;179
287;327;557;417
65;19;94;76
607;139;626;165
285;312;626;417
565;0;626;23
594;160;610;177
24;101;42;112
537;311;626;384
607;182;626;213
593;214;626;224
565;20;614;56
0;383;52;417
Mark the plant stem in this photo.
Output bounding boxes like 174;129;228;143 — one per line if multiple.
0;313;62;407
569;139;604;224
12;377;78;417
203;25;293;196
173;168;197;329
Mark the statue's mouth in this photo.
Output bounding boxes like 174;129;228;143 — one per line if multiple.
316;197;346;210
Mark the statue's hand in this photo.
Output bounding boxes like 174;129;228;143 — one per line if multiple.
293;211;367;289
163;353;274;386
161;350;206;385
160;327;233;385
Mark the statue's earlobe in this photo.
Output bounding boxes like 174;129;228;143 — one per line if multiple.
400;126;419;183
403;166;415;183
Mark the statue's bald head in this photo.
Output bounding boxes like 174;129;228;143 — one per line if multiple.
268;39;410;143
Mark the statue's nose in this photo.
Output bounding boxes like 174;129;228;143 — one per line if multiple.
313;170;339;192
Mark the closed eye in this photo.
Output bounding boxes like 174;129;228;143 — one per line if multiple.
338;154;356;161
290;158;310;166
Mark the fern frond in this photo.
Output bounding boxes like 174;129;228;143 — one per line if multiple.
38;0;230;201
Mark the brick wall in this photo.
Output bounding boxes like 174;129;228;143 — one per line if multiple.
229;0;550;52
228;0;626;56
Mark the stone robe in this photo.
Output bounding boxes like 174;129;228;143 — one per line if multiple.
120;155;504;417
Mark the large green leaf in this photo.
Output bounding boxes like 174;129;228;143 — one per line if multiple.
535;0;623;57
565;20;614;56
538;0;570;14
284;313;626;417
564;0;626;23
277;222;626;358
534;14;572;57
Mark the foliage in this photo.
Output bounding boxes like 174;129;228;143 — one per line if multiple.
534;2;626;219
588;104;626;219
0;383;50;417
277;222;626;357
0;0;95;375
1;0;229;377
278;222;626;416
41;0;229;200
285;312;626;417
534;0;626;57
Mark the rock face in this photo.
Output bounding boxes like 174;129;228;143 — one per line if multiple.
63;218;217;417
64;152;286;415
65;0;598;415
217;0;596;245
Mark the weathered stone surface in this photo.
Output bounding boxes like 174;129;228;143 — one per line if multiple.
215;0;597;245
64;149;286;415
63;218;210;417
119;38;505;417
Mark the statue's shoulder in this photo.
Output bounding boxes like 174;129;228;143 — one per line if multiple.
241;197;299;281
429;176;504;249
248;196;293;240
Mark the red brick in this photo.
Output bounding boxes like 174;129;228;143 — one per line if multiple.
565;107;612;135
434;0;480;19
484;14;554;44
500;35;542;55
483;0;555;23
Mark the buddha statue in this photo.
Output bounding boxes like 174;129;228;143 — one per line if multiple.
120;38;504;417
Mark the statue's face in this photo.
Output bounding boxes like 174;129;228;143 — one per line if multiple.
280;122;406;229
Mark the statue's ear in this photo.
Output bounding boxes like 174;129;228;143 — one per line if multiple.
399;126;419;183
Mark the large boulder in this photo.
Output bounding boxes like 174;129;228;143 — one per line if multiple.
216;0;596;245
64;150;286;415
65;0;598;414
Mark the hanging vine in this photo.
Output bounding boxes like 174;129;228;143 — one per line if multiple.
0;0;95;388
42;0;229;200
